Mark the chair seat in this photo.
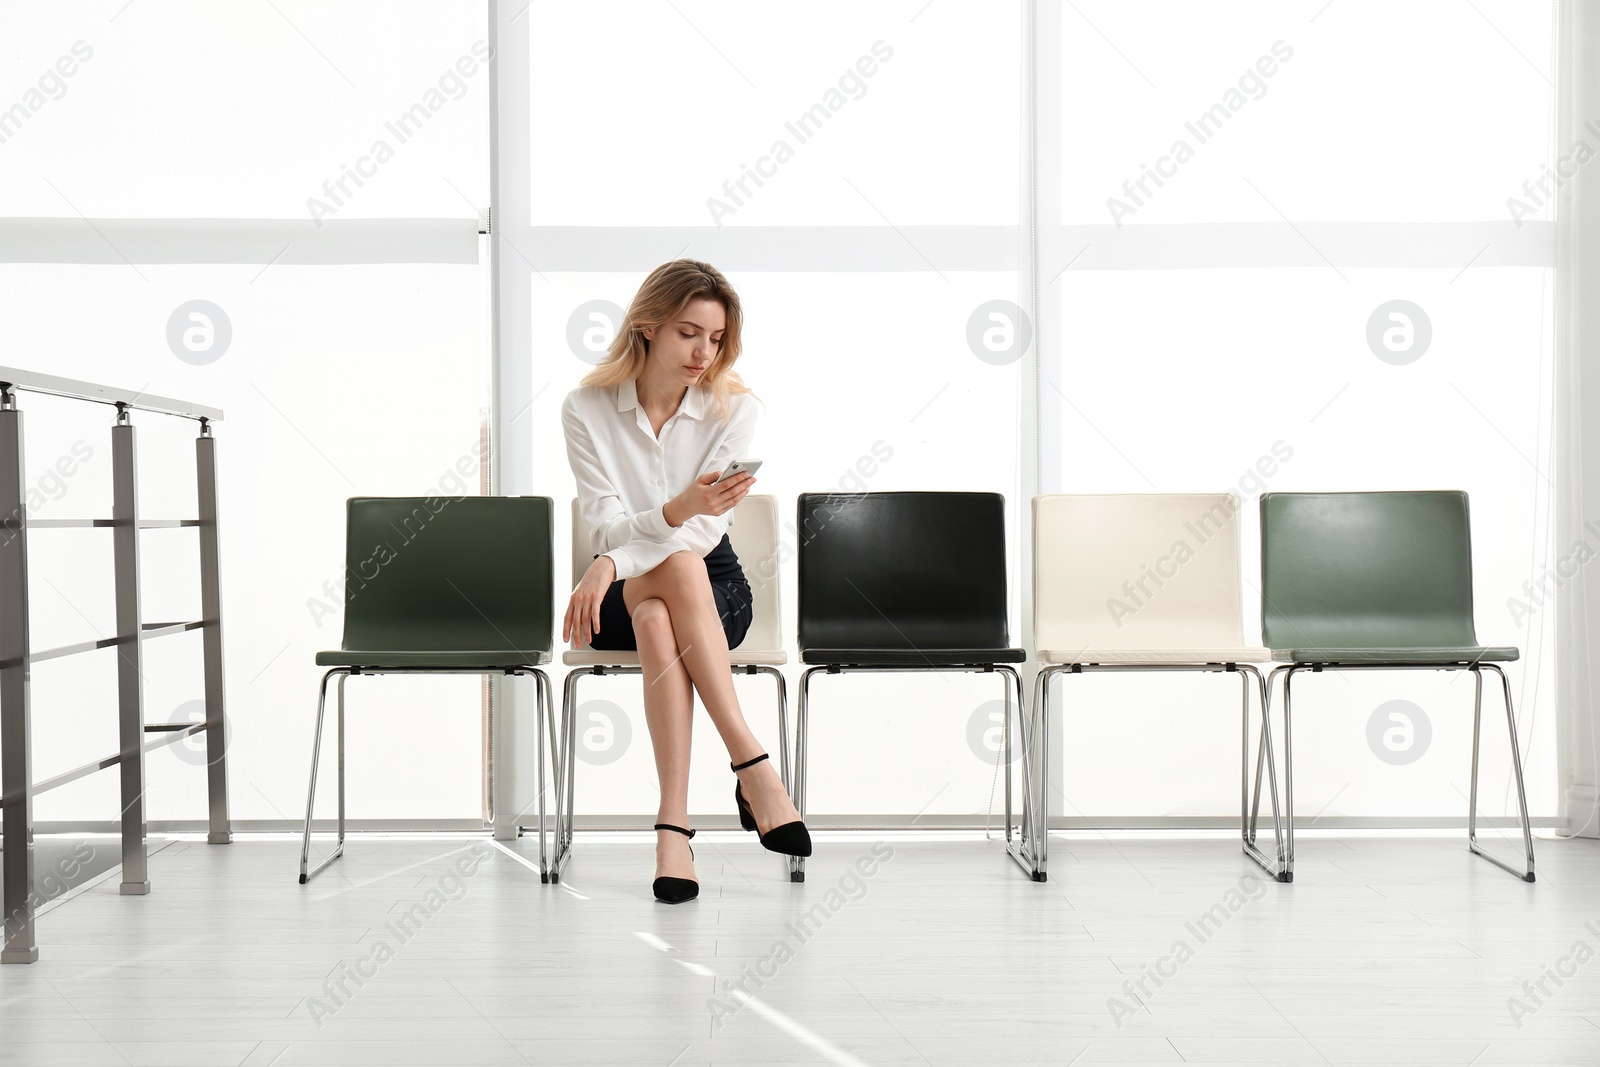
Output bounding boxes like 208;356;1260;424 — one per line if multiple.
1038;647;1270;665
1271;645;1520;664
316;649;552;668
801;647;1026;666
562;649;787;667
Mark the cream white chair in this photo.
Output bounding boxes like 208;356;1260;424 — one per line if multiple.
548;494;788;882
1028;493;1288;882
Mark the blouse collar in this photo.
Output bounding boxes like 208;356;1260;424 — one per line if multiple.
616;377;709;422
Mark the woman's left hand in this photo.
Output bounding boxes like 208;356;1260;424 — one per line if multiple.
564;554;616;646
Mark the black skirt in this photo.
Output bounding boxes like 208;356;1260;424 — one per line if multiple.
588;533;754;652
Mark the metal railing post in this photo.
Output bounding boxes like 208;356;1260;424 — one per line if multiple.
196;420;232;843
0;388;38;963
0;368;228;961
112;405;150;895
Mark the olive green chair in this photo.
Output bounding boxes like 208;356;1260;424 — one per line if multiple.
299;496;559;884
1256;490;1534;881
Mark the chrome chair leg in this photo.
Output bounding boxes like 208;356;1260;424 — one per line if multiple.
565;675;578;856
1469;665;1483;863
540;668;560;881
1002;669;1016;839
999;665;1044;881
751;666;791;793
779;663;1050;884
1256;667;1286;869
549;667;588;883
1237;664;1289;882
1265;660;1533;883
299;669;349;885
789;666;819;883
1240;666;1256;844
1247;667;1280;842
1003;666;1013;842
1280;666;1296;872
1247;666;1295;878
1469;663;1536;882
1026;667;1049;865
533;668;555;882
1034;665;1056;879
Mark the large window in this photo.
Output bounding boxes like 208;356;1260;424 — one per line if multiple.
3;0;1561;830
523;1;1027;820
3;0;493;827
1047;0;1558;823
520;0;1560;826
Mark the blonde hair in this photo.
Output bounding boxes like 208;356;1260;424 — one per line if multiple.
580;259;754;422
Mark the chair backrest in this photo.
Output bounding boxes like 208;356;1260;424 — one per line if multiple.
567;495;782;652
1033;493;1250;653
796;491;1011;652
341;496;554;655
1259;490;1481;651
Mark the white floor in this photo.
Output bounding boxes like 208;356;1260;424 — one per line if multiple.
2;829;1598;1066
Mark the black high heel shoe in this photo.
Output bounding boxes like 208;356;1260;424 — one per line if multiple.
651;824;699;905
731;753;812;857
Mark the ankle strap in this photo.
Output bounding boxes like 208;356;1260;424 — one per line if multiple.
730;752;769;772
654;823;695;838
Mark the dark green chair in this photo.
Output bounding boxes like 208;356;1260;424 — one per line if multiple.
1254;490;1534;881
299;496;559;883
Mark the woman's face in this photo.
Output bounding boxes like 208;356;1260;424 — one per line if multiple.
643;297;726;383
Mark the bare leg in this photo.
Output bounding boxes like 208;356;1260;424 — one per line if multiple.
624;552;801;835
631;597;695;883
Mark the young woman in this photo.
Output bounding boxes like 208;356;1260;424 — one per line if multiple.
560;259;810;905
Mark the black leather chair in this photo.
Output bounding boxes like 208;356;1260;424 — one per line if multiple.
790;492;1040;881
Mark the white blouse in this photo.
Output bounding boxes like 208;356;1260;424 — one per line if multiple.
560;377;759;582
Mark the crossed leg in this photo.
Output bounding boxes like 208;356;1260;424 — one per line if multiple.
624;551;802;882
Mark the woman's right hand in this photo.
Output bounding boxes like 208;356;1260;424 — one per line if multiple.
669;470;755;526
564;554;616;647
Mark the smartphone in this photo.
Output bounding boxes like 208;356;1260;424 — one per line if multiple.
715;459;763;484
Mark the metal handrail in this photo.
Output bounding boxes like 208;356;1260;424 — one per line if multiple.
5;722;209;804
15;621;206;668
22;518;202;529
0;365;222;422
0;369;231;965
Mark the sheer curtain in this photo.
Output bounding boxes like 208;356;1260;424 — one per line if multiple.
1556;0;1600;840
